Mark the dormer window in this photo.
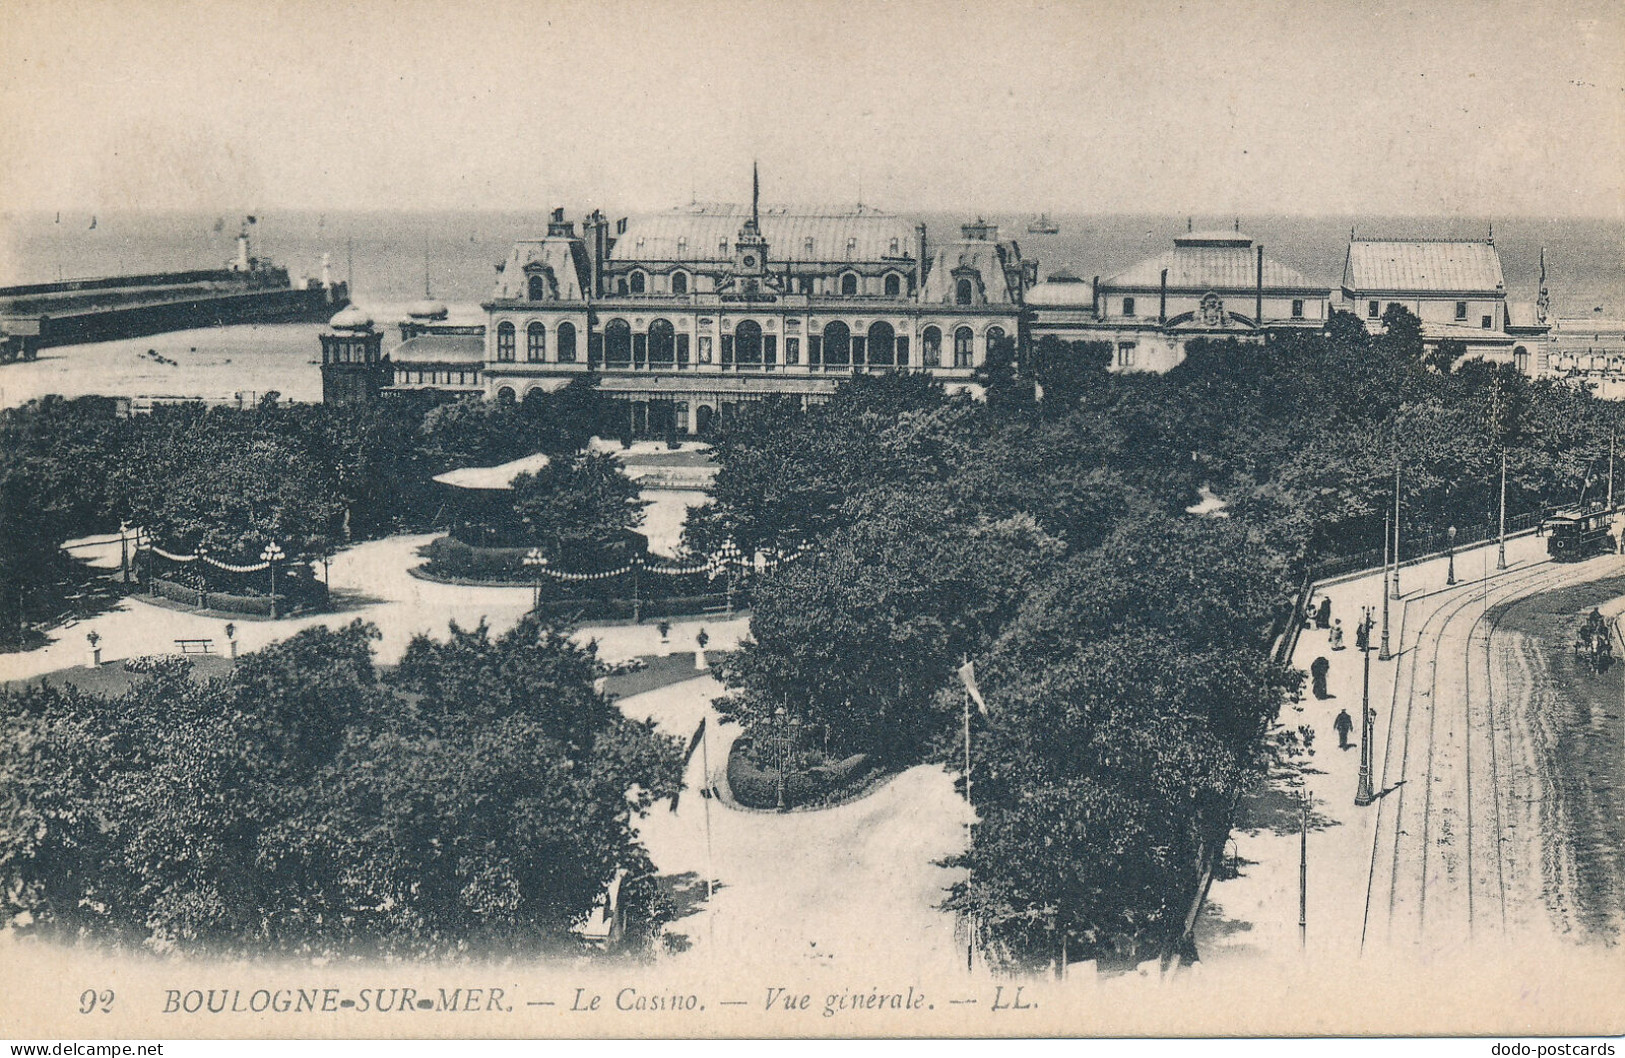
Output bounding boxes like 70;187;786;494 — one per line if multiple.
629;271;646;294
889;237;899;255
636;237;646;251
846;237;857;256
884;273;901;297
804;237;815;255
719;239;729;255
956;278;974;306
671;271;688;295
841;272;859;296
677;237;688;255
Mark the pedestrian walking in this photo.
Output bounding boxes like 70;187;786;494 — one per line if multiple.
1354;617;1369;653
1329;618;1345;650
1315;596;1332;630
1334;708;1354;749
1310;656;1332;700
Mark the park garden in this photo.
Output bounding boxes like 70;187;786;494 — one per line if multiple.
6;308;1625;965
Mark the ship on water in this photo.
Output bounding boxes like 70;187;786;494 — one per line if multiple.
1027;212;1060;235
0;219;349;362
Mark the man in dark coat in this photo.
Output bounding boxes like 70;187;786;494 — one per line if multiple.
1334;708;1354;749
1310;656;1332;699
1316;596;1332;630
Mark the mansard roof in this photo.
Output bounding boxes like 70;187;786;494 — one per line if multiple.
919;239;1022;305
491;238;591;301
609;203;917;265
1103;243;1322;293
1342;239;1505;294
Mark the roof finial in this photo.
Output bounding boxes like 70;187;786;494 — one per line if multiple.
1187;216;1193;233
1234;216;1239;233
1487;218;1494;246
423;236;431;298
752;161;760;227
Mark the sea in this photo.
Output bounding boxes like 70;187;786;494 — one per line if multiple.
2;209;1622;411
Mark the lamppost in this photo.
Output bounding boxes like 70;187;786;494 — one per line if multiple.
260;541;285;619
717;540;741;619
523;547;548;611
118;521;131;583
1355;607;1377;806
1446;525;1457;586
1379;511;1393;661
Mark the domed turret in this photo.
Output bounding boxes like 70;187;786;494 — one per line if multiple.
328;304;374;331
405;297;449;321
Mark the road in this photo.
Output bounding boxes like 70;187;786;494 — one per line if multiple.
617;675;973;976
1362;550;1625;954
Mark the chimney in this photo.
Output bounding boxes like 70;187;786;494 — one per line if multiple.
1256;245;1264;325
1159;268;1168;324
1092;275;1100;316
916;222;928;288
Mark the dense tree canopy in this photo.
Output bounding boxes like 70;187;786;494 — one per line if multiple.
0;617;681;957
0;378;624;646
694;311;1625;969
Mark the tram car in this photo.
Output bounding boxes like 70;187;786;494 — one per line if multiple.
1544;504;1616;561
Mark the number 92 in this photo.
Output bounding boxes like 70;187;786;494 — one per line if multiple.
79;989;114;1014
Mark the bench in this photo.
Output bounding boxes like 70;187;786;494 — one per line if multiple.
174;638;215;655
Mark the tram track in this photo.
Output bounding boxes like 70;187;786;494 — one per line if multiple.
1360;556;1594;952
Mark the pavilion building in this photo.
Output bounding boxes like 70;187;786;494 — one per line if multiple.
1024;226;1331;372
1339;236;1548;368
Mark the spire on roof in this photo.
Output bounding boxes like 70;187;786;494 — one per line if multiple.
752;162;760;228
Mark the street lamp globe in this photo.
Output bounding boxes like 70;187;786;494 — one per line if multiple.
260;542;285;563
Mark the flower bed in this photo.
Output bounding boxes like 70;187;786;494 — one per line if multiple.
725;735;877;810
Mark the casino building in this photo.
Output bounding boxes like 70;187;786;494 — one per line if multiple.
478;169;1029;434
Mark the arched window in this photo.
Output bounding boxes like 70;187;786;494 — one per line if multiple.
648;318;675;367
867;321;895;367
956;278;974;306
496;386;516;403
556;321;577;363
922;326;942;367
526;322;545;362
671;271;688;295
954;326;975;367
822;321;851;367
840;273;859;296
987;326;1006;353
496;321;515;362
734;320;763;366
629;271;646;294
528;274;547;301
884;273;901;297
604;319;632;367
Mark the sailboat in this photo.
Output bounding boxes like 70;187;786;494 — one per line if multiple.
1027;212;1060;235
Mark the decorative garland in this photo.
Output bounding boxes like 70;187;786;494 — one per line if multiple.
140;544;272;573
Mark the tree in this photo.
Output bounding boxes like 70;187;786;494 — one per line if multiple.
0;617;682;957
507;452;649;564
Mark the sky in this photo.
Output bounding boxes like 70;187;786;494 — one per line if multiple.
1;0;1622;217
